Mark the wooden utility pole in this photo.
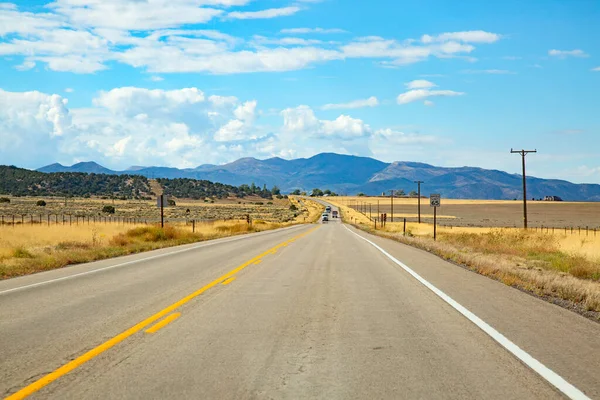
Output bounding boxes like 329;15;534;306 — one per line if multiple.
511;149;537;229
414;180;424;223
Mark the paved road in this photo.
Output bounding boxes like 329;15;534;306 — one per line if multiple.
1;205;599;399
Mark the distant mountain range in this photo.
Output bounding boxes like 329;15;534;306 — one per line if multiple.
37;153;600;201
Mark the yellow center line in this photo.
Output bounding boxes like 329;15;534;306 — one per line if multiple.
5;225;319;400
145;313;181;334
252;259;263;265
221;277;236;285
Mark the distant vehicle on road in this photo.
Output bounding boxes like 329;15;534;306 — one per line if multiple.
321;213;329;222
332;210;338;218
325;206;331;212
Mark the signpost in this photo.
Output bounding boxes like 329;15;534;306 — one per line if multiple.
430;194;441;240
157;195;166;228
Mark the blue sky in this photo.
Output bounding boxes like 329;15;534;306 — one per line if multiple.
1;0;599;183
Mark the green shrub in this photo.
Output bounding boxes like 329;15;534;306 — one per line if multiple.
102;205;115;214
289;204;298;211
168;199;176;206
12;247;33;258
0;197;10;203
36;200;47;207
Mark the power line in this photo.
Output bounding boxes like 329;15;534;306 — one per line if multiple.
511;149;537;229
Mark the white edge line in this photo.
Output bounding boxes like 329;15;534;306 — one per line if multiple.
0;224;306;296
344;225;590;400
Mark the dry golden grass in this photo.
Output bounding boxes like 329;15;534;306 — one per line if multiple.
0;208;320;280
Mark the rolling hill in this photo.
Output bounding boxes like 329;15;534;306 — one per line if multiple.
35;153;600;201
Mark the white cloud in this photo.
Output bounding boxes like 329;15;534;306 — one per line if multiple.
15;60;36;71
150;76;164;82
592;67;600;72
48;0;225;30
251;35;323;46
65;88;74;93
227;7;300;20
280;27;347;34
421;31;501;44
321;115;370;138
423;100;434;107
405;79;437;89
214;119;246;142
0;89;72;166
281;105;370;139
0;4;502;74
462;69;516;74
548;49;589;58
397;89;465;105
373;128;437;144
321;96;378;110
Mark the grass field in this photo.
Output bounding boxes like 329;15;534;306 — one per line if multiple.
0;195;298;223
0;197;324;279
327;197;600;316
336;196;600;228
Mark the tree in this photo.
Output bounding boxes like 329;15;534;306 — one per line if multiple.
167;199;176;206
291;189;301;195
289;204;298;211
271;185;281;195
324;189;331;195
310;188;324;197
102;205;115;214
36;200;47;206
409;190;417;197
357;192;365;197
396;189;406;196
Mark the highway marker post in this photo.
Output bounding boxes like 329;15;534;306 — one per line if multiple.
430;194;441;241
157;195;167;228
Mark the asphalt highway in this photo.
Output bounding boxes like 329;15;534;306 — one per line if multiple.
1;205;599;399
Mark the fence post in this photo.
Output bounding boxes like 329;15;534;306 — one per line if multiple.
48;214;50;226
403;218;406;236
586;226;588;236
192;219;195;233
12;215;15;227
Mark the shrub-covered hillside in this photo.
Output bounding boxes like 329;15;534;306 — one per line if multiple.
0;165;152;198
157;178;276;199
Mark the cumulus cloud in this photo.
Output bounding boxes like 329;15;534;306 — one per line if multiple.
281;105;370;139
0;89;73;166
548;49;589;58
321;96;378;110
397;89;464;105
405;79;436;89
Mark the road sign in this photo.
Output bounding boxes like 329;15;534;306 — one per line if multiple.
157;195;167;208
430;194;441;207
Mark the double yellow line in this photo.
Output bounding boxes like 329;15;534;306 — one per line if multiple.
6;226;318;400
